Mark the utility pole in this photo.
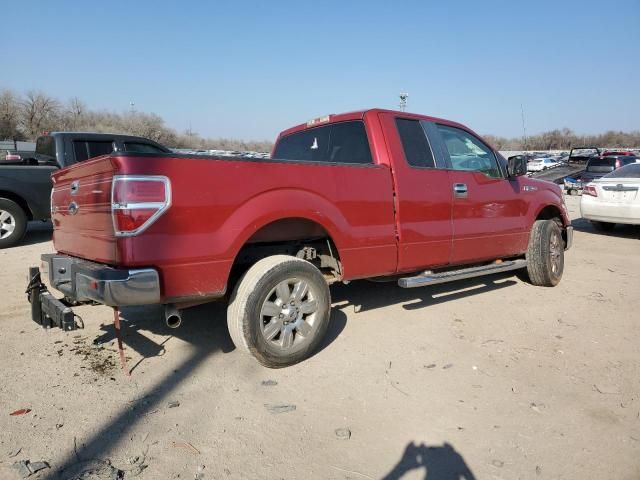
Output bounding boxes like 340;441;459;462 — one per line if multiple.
129;101;135;114
399;93;408;112
520;103;528;152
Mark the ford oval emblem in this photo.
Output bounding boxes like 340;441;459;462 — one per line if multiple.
68;202;79;215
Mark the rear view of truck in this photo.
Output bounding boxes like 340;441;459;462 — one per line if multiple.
29;156;171;332
28;118;398;367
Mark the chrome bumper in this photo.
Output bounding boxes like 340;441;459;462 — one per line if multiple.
565;226;573;251
40;254;161;306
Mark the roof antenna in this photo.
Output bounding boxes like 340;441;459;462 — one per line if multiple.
399;93;408;112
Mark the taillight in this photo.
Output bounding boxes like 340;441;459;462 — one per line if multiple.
583;184;598;197
111;176;171;236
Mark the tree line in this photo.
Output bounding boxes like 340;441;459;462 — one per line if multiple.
0;89;273;152
485;127;640;151
2;89;639;152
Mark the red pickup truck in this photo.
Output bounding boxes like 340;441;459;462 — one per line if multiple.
29;109;572;368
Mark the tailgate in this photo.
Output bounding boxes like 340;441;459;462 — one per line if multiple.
51;155;119;264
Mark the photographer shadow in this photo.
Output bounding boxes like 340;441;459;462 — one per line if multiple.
383;442;476;480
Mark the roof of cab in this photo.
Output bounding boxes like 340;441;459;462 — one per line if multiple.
276;108;468;139
44;131;162;142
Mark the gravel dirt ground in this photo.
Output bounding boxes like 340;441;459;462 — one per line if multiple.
1;194;639;480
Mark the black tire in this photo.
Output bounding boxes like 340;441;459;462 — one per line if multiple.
0;198;28;249
591;221;615;232
227;255;331;368
524;220;564;287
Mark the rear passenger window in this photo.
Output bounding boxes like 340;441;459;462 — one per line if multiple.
87;141;114;158
395;118;435;168
73;141;89;162
73;140;114;162
326;122;372;164
273;121;372;164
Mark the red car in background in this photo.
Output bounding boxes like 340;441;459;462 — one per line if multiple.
601;150;635;157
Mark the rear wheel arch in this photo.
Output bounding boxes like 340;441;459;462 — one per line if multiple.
0;190;33;220
227;216;343;292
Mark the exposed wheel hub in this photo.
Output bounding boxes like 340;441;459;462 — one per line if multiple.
260;278;319;350
281;305;299;323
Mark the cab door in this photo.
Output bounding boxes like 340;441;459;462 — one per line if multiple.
428;123;529;264
379;113;453;272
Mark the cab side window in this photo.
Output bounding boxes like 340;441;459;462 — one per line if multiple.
436;125;502;178
72;140;114;162
395;118;435;168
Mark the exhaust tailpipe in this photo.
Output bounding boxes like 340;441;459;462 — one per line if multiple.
165;304;182;329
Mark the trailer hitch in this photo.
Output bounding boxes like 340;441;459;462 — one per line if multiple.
27;266;82;331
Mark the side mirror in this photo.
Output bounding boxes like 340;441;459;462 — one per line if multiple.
507;155;527;177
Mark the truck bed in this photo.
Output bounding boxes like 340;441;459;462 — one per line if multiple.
51;153;399;300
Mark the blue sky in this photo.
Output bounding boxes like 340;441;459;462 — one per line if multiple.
3;0;639;141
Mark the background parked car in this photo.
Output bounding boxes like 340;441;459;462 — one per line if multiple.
581;163;640;231
581;155;638;183
601;150;635;157
0;132;169;248
527;158;561;172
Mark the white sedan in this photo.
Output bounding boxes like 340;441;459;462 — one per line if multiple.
580;163;640;231
527;158;561;172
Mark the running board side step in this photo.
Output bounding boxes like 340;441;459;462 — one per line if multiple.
398;259;527;288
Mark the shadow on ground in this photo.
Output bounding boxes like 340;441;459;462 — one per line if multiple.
572;216;640;239
331;271;519;314
92;299;348;373
382;442;476;480
44;272;512;478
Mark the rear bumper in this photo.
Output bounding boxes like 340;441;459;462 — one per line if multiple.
580;201;640;225
40;253;161;306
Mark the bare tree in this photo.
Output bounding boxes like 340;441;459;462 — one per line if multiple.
64;96;86;130
6;88;637;152
20;90;61;138
0;89;23;141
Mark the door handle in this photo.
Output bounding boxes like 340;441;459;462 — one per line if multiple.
453;183;468;198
